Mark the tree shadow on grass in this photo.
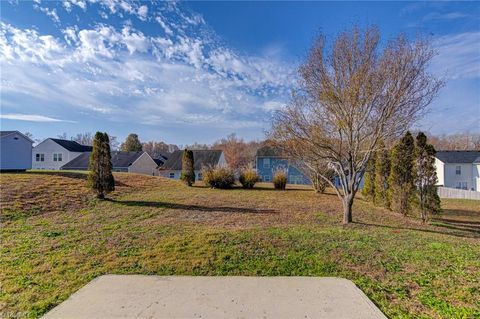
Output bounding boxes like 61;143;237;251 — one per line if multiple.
353;221;480;239
107;199;278;215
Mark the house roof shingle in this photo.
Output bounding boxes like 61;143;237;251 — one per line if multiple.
435;151;480;164
160;150;223;170
61;151;145;170
256;145;286;157
50;138;93;152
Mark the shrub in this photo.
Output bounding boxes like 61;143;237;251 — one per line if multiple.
202;166;235;189
239;168;260;189
273;170;287;190
180;149;195;186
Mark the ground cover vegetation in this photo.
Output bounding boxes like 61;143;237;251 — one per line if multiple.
1;171;479;318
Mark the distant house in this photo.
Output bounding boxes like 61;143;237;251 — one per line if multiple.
435;151;480;191
0;131;34;171
33;138;92;170
61;151;160;176
255;146;310;185
159;149;226;180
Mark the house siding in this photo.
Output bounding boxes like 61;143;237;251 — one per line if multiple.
129;152;159;176
32;139;82;170
256;156;311;185
441;163;476;191
0;132;32;170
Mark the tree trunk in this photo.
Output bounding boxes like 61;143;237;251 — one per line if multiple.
342;194;354;224
97;192;105;200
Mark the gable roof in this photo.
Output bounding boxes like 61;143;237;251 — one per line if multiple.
435;151;480;164
256;145;286;158
0;130;34;143
61;151;145;170
160;150;223;170
50;138;93;152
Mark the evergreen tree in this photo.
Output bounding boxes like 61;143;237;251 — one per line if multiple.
415;132;441;223
120;133;142;152
180;149;195;186
361;155;376;202
374;140;391;208
88;132;115;199
389;131;415;215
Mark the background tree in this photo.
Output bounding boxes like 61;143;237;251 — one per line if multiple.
362;155;376;202
415;132;441;222
143;140;174;158
374;141;391;208
72;132;93;146
180;149;195;186
88;132;115;199
270;25;442;224
120;133;143;152
429;133;480;151
389;131;416;215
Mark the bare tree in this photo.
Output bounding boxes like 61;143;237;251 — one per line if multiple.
72;132;93;146
271;26;443;224
429;133;480;151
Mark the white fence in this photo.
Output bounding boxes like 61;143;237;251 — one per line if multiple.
437;187;480;200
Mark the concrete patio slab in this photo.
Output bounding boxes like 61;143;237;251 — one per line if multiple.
43;275;386;319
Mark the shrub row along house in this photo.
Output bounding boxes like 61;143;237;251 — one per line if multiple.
159;149;226;180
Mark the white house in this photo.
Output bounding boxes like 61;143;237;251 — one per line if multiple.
61;151;160;176
434;151;480;192
32;138;93;170
0;131;34;171
159;150;226;180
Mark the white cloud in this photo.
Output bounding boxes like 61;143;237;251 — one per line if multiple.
36;6;60;24
0;114;74;122
432;32;480;79
137;5;148;21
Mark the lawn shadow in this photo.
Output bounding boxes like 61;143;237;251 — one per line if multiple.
108;199;278;215
353;221;480;239
191;184;314;192
26;170;87;180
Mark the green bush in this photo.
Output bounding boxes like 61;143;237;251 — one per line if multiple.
202;166;235;189
273;170;287;190
239;168;260;189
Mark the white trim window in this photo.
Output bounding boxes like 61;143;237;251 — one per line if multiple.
36;154;45;162
263;158;271;169
455;166;461;175
169;172;175;179
264;175;271;182
53;153;63;162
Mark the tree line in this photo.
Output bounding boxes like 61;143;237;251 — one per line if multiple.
362;131;440;223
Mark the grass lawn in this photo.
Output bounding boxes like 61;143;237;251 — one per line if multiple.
1;171;479;318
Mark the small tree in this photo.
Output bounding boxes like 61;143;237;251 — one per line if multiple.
270;25;443;224
362;155;376;202
389;131;416;215
180;149;195;186
374;141;391;208
239;167;260;189
120;133;142;152
88;132;115;199
273;170;287;190
415;132;441;223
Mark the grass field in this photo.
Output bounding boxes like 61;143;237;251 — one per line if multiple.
1;171;479;318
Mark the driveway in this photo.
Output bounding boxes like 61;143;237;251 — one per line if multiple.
43;275;386;319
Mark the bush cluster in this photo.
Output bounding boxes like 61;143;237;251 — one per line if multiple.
239;168;260;189
202;166;235;189
273;170;287;190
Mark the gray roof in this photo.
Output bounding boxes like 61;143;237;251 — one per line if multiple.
256;145;286;157
61;151;145;170
435;151;480;164
160;150;223;170
50;138;92;152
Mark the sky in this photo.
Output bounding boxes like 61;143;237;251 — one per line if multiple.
1;0;479;145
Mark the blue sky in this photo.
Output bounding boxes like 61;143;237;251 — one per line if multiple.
1;1;479;145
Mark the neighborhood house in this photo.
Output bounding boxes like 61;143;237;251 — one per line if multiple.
61;151;160;176
434;150;480;192
32;138;92;170
159;149;226;180
0;131;33;171
255;146;310;185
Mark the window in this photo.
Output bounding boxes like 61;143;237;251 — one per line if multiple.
263;158;270;169
36;154;44;162
169;172;175;178
264;175;271;182
455;166;461;175
456;182;468;190
53;153;62;162
198;173;203;180
462;182;468;190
